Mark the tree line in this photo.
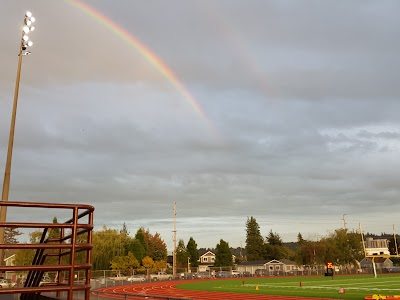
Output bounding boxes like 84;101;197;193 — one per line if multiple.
245;216;400;266
6;216;400;272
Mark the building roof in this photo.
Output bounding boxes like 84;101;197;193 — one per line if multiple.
279;259;297;265
238;260;269;266
199;251;215;257
361;257;392;263
238;259;297;266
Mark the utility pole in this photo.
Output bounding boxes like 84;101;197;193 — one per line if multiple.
172;202;177;279
342;214;347;230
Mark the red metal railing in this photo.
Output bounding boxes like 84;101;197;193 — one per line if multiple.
0;201;94;300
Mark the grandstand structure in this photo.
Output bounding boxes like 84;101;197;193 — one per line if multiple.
360;223;399;277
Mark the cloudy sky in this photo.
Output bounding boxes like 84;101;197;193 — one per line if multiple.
1;0;400;251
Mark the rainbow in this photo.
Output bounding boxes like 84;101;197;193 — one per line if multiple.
65;0;212;127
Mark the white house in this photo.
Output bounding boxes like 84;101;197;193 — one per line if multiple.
198;251;215;272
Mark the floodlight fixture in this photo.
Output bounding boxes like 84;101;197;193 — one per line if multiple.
20;12;36;55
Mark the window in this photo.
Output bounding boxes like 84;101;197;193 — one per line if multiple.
211;257;215;262
203;257;208;262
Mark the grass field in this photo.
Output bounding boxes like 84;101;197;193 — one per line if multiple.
176;274;400;299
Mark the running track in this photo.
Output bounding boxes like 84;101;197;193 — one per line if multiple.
96;280;335;300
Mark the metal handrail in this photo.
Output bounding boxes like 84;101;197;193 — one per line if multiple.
0;200;94;300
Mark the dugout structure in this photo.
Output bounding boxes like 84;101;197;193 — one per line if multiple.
0;201;94;300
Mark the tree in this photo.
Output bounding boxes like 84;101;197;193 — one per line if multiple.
176;239;188;268
135;228;148;254
135;228;167;261
245;217;265;260
142;256;155;269
214;239;233;267
14;230;44;266
295;233;311;266
126;239;145;263
186;237;199;267
4;227;22;244
110;252;140;275
265;230;288;260
147;232;167;261
92;227;123;270
2;227;23;264
120;222;130;236
46;217;62;265
154;260;167;271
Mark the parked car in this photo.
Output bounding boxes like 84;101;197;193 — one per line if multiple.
197;271;211;279
0;279;14;288
180;272;195;279
231;270;241;277
241;271;251;277
39;277;54;287
149;272;173;281
255;269;268;276
216;271;231;278
127;275;145;282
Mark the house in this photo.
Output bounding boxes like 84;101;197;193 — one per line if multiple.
360;257;393;271
198;250;215;272
4;254;16;267
237;259;301;275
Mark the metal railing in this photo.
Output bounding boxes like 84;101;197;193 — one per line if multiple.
0;201;94;300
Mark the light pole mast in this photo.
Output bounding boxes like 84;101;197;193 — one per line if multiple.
0;11;36;264
172;202;177;279
342;214;347;230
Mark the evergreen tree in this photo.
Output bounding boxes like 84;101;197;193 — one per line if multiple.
214;239;233;267
4;227;22;244
176;239;188;268
297;233;304;244
245;216;265;260
126;239;145;263
265;230;286;260
295;232;309;265
120;222;130;236
135;228;148;254
186;237;199;267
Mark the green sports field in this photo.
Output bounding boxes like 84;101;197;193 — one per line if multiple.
176;274;400;299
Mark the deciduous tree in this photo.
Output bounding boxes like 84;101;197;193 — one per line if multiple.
142;256;155;269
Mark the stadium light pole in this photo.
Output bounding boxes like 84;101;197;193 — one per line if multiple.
0;11;36;264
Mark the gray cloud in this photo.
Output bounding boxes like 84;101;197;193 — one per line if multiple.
1;1;400;250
